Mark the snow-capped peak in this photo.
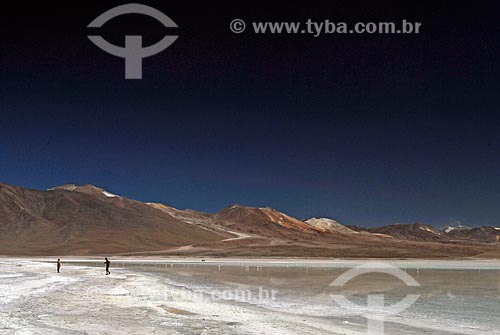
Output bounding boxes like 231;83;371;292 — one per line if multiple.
48;184;121;198
304;217;355;233
306;217;342;227
444;224;471;233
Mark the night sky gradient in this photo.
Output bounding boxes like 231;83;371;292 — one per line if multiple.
1;1;499;227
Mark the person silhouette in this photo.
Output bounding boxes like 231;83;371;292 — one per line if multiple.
104;258;111;275
57;259;61;273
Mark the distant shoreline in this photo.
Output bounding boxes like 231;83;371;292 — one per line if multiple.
2;257;500;269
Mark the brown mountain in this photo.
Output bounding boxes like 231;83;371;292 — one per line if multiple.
350;222;500;244
366;223;443;241
145;202;215;226
145;203;353;244
1;182;499;258
146;202;355;239
444;226;500;243
0;183;229;255
212;204;319;237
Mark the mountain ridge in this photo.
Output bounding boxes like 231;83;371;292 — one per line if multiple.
1;182;499;257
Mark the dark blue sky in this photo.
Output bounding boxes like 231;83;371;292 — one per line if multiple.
1;1;499;227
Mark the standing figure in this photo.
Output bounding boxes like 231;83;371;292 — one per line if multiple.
104;257;111;275
57;259;61;273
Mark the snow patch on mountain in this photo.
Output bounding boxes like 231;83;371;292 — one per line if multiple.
102;191;119;198
48;184;78;191
304;218;355;233
419;226;440;235
444;225;471;233
48;184;121;198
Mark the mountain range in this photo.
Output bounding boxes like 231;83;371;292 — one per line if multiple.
0;182;499;258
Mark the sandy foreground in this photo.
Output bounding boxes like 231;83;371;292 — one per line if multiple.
1;258;499;335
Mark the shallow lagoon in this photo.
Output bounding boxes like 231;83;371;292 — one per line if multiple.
1;259;499;334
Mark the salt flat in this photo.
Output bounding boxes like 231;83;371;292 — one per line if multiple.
1;259;499;335
0;260;360;335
